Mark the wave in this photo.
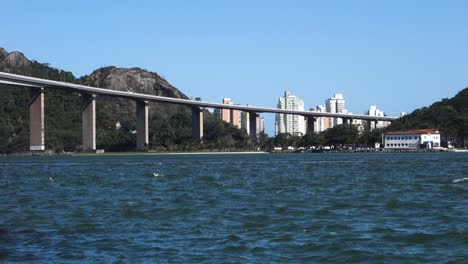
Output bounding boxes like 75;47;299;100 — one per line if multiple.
453;178;468;183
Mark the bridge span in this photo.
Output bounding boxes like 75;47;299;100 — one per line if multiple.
0;72;397;151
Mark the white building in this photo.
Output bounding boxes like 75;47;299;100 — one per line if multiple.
335;93;345;113
275;90;306;136
367;105;391;129
384;129;441;149
326;93;346;127
310;105;327;132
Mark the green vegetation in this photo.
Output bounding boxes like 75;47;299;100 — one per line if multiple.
272;124;382;150
0;61;81;154
0;50;259;154
387;88;468;146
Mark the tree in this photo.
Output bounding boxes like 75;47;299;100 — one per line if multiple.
323;124;359;145
258;131;270;150
274;133;291;150
299;132;324;147
358;128;384;147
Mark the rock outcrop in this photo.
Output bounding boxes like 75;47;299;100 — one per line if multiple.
0;51;31;71
80;66;189;99
0;48;9;60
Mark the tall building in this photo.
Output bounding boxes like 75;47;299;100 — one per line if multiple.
219;98;241;128
367;105;390;129
220;98;232;124
335;93;345;113
325;93;346;127
310;105;327;132
325;97;336;114
275;91;306;136
231;106;241;128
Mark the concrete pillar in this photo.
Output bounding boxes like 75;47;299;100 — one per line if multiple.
306;116;315;134
192;107;204;142
366;120;375;131
229;109;234;123
82;94;96;152
249;112;258;142
136;101;149;151
29;87;45;151
350;119;354;126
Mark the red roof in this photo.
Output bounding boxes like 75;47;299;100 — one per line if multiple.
385;129;439;135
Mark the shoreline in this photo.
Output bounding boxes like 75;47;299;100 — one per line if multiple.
2;148;467;156
0;150;270;157
73;151;269;156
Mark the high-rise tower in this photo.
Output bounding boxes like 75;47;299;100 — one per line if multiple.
275;91;306;136
325;93;346;127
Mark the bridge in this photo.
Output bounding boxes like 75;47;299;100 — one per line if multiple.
0;72;397;151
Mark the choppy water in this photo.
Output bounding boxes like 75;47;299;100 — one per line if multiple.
1;153;467;263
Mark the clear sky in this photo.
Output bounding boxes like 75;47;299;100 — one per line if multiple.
2;0;468;135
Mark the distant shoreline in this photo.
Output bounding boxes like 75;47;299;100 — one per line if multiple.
73;151;269;156
0;150;270;157
1;148;467;157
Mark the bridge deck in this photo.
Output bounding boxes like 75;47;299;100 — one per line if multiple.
0;72;396;121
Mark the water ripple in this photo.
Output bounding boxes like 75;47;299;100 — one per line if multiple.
0;152;467;263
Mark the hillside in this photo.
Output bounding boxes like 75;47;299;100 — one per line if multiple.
0;48;251;153
79;66;191;131
387;88;468;144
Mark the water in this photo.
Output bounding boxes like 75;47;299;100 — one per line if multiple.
1;153;467;263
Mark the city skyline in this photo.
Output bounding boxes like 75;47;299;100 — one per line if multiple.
216;91;392;136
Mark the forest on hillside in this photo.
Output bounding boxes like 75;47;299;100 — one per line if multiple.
386;88;468;146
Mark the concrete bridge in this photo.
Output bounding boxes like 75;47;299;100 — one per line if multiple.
0;72;397;151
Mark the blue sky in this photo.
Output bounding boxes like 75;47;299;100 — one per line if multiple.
2;0;468;135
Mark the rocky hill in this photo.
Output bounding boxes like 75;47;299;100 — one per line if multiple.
78;66;192;130
81;66;189;98
0;49;31;70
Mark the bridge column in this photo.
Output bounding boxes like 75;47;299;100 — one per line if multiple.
29;87;45;151
366;120;376;131
306;116;316;134
349;119;354;126
82;94;96;152
136;101;149;151
192;107;203;142
249;112;258;142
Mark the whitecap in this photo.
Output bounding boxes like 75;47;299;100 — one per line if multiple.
453;178;468;183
